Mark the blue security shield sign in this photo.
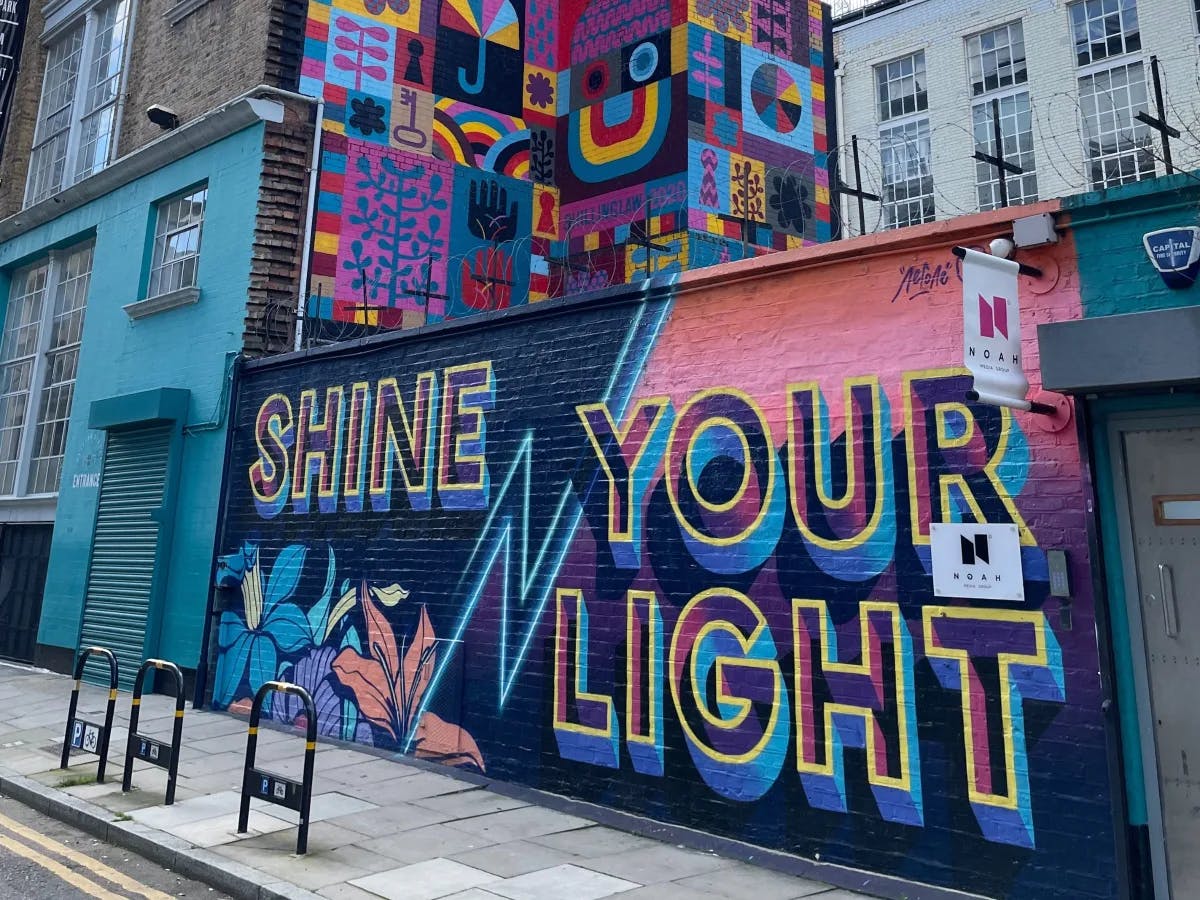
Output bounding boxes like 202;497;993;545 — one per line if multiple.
1143;227;1200;289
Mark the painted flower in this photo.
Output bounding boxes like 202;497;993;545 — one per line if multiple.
526;72;554;109
331;582;484;771
273;644;375;745
349;97;387;137
214;543;335;712
694;0;749;34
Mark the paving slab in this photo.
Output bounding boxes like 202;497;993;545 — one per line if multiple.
526;825;656;858
446;806;592;842
356;822;498;864
449;838;580;878
351;857;501;899
484;863;639;900
262;791;378;825
410;788;528;820
577;843;733;884
327;799;456;836
672;864;837;899
165;810;296;847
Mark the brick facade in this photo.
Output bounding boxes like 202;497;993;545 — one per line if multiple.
0;0;46;219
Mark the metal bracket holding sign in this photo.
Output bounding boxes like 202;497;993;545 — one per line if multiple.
122;659;186;804
931;523;1025;603
60;647;119;782
237;681;316;855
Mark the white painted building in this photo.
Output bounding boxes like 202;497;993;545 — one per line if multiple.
832;0;1200;233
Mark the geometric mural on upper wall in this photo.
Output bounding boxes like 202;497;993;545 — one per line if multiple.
299;0;835;339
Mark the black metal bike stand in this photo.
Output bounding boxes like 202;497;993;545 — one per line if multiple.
122;659;186;804
60;647;119;782
236;681;317;855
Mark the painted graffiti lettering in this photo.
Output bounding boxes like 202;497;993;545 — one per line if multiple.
554;587;1062;846
581;371;1032;575
248;361;495;518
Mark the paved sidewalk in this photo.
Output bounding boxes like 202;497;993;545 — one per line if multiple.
0;663;877;900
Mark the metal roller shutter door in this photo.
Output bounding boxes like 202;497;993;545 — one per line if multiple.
78;424;171;687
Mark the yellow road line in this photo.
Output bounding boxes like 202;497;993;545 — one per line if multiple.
0;832;128;900
0;810;174;900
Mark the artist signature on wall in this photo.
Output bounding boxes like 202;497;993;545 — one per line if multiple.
889;247;985;303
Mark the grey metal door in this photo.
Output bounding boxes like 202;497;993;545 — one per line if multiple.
1124;427;1200;899
78;424;171;688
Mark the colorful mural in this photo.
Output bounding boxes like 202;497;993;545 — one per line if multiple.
298;0;834;337
214;234;1114;898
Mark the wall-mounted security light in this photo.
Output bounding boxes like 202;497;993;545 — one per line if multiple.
146;105;180;130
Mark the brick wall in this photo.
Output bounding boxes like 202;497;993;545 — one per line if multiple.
0;0;46;219
211;204;1120;899
244;100;314;357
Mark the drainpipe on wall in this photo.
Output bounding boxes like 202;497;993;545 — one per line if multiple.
108;0;141;160
192;353;243;709
833;60;851;238
293;98;324;352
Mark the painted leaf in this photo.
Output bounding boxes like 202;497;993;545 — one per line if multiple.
370;583;410;606
402;605;437;715
269;602;315;654
217;610;249;652
325;584;359;642
413;711;485;772
331;647;397;739
242;558;265;631
362;583;401;688
306;546;338;641
265;545;307;614
213;629;254;708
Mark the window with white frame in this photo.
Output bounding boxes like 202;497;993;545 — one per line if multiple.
25;0;131;207
876;51;927;121
879;119;935;229
875;51;934;229
0;244;93;498
967;22;1038;211
147;186;208;299
1069;0;1154;189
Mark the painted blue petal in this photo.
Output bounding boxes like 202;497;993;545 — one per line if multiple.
249;636;278;702
305;546;337;642
217;611;250;652
264;544;307;614
267;602;315;654
343;625;362;654
213;630;254;709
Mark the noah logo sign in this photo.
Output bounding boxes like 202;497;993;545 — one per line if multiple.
961;248;1027;410
931;522;1024;603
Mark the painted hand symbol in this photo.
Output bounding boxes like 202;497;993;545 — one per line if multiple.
468;180;519;243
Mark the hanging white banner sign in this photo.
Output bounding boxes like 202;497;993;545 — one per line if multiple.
961;248;1029;409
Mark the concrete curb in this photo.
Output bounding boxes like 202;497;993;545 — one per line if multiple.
0;768;322;900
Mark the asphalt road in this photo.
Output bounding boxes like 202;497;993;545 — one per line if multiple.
0;795;232;899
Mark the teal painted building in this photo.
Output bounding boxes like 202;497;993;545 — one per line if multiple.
1041;173;1200;900
0;95;310;690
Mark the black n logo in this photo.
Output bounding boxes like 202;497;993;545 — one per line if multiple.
960;534;990;565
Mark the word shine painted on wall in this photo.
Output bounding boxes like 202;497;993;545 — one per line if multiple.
216;243;1115;900
297;0;834;339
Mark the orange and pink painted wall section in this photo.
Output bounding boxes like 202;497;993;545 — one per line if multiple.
215;204;1118;898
